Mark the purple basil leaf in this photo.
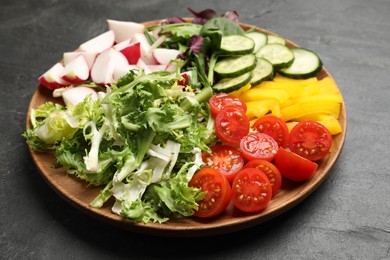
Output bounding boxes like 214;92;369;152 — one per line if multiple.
166;17;186;24
188;7;217;24
188;35;204;54
222;10;239;23
177;35;204;60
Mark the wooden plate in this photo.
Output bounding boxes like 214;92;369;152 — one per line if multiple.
26;19;347;237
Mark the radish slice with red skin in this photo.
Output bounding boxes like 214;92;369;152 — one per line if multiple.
91;48;129;85
136;59;152;74
107;19;145;43
79;30;115;53
152;48;181;65
113;64;139;81
38;63;70;90
62;55;89;84
134;33;157;65
62;87;98;107
63;52;98;70
115;42;141;65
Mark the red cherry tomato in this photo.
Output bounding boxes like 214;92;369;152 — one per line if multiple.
289;120;332;161
244;159;282;196
189;167;232;218
202;145;244;183
232;168;272;213
215;107;250;145
209;93;247;116
240;133;279;161
252;115;289;148
274;147;318;182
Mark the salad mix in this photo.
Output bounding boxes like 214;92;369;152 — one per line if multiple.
24;8;343;223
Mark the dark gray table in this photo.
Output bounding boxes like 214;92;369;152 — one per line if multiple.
2;0;389;259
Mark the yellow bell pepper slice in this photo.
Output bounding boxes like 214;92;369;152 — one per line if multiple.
280;100;341;121
254;81;304;97
302;83;320;96
281;93;343;108
245;99;281;119
239;88;290;104
229;83;252;97
286;121;299;132
294;114;343;135
273;74;318;86
318;77;340;95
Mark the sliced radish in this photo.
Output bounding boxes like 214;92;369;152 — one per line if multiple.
91;48;129;85
113;64;139;81
62;55;89;84
63;51;97;70
107;19;145;43
136;59;152;74
79;30;115;53
165;62;178;72
134;33;157;65
178;71;192;86
38;63;70;90
152;48;181;65
148;64;168;73
114;42;141;65
113;39;132;50
62;86;98;107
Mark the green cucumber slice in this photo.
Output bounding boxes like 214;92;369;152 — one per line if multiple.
214;54;256;78
256;44;294;69
220;35;255;55
250;58;275;86
267;34;286;45
213;72;252;93
278;48;322;79
245;31;268;53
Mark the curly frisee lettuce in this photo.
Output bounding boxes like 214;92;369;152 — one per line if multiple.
24;69;214;223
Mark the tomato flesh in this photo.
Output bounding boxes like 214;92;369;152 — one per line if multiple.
244;159;282;196
274;147;318;182
215;107;250;145
202;145;244;183
252;115;290;148
209;93;247;116
232;168;272;213
240;133;279;161
289;120;332;161
189;167;232;218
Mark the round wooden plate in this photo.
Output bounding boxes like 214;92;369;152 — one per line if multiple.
26;19;347;237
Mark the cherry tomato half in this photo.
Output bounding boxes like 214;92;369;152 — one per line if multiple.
244;159;282;196
274;147;318;182
240;133;279;161
202;145;244;183
252;115;290;148
232;168;272;213
215;107;250;145
189;167;232;218
289;120;332;161
209;93;247;116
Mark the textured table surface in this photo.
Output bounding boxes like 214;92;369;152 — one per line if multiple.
1;0;390;259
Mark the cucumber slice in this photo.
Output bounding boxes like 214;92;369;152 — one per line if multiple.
256;44;294;69
245;31;267;53
220;35;255;55
267;34;286;45
213;72;252;93
214;54;256;78
278;48;322;79
250;58;275;86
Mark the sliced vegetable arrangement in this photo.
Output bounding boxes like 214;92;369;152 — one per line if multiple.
24;8;343;223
